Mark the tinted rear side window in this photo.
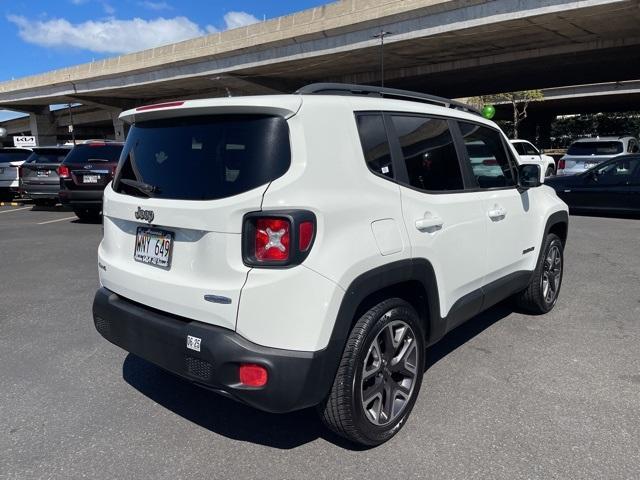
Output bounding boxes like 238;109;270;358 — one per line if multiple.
356;114;393;178
391;115;463;191
459;122;516;189
28;149;70;164
64;145;123;163
567;141;623;156
114;115;291;200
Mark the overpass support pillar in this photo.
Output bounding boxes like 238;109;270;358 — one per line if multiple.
29;109;57;146
110;112;126;142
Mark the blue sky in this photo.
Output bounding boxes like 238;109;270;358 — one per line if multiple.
0;0;326;121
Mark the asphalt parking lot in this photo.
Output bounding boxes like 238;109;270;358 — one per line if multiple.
1;205;639;480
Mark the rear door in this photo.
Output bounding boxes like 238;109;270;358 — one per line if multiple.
387;113;487;325
101;113;292;330
21;148;69;186
458;121;538;284
63;144;122;190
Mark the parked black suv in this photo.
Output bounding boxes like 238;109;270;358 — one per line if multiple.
20;146;72;205
58;141;124;220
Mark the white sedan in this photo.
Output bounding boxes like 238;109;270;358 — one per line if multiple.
510;139;556;178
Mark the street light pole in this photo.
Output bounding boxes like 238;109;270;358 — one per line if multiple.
373;30;392;88
67;103;76;145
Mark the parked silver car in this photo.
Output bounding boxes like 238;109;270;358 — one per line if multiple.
557;136;638;176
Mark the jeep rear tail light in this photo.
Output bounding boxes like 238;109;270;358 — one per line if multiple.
558;159;565;170
58;165;70;178
243;210;316;267
18;166;24;178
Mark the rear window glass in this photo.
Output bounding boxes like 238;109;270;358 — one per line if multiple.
114;115;291;201
27;149;70;164
567;141;623;156
0;150;31;163
63;144;123;163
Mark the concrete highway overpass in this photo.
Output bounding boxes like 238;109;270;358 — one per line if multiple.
1;0;640;145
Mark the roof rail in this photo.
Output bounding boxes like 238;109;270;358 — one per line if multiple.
296;83;481;115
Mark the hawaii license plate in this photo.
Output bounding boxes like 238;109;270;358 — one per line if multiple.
134;227;174;269
83;174;99;183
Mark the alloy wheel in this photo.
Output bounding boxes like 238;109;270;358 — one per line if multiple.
360;320;418;426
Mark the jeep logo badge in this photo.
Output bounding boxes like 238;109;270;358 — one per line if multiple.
135;206;154;224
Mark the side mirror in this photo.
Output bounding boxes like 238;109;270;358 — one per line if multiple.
518;164;541;189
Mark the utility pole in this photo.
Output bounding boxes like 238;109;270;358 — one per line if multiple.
373;30;392;88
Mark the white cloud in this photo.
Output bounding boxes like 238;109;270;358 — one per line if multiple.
223;11;260;30
139;1;172;11
102;3;115;15
6;10;262;55
7;15;208;54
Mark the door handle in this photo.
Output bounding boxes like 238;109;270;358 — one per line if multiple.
415;216;444;233
488;206;507;220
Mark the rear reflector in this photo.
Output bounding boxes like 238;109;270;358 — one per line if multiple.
558;159;566;170
239;364;268;387
136;101;185;111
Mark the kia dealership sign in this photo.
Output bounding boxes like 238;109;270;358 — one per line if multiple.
13;135;37;147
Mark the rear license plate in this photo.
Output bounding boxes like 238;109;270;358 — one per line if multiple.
83;175;99;183
583;162;598;169
134;227;173;269
37;170;50;177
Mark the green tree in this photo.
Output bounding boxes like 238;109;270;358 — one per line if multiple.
470;90;544;139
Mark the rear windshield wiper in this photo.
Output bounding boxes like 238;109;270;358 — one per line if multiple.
119;178;161;197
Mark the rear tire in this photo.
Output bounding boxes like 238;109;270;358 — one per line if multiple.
545;165;555;177
73;208;101;222
318;298;425;446
514;233;564;314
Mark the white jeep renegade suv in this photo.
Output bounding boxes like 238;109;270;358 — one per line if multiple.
93;84;568;446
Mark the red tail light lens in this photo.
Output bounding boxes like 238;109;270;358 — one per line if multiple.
255;218;290;261
239;363;268;387
18;166;24;178
58;165;70;178
558;159;565;170
482;159;498;166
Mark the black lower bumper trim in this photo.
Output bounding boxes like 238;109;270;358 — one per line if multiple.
92;288;335;413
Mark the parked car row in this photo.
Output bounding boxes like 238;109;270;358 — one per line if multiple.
0;140;123;220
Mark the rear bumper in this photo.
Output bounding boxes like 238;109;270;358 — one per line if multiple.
92;287;335;413
59;188;103;208
22;183;60;199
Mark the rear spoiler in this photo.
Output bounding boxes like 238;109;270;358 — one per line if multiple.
120;96;302;124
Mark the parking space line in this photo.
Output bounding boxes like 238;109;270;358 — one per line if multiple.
37;216;77;225
0;206;31;214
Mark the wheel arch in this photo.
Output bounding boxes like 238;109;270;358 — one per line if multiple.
545;210;569;246
323;259;442;376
